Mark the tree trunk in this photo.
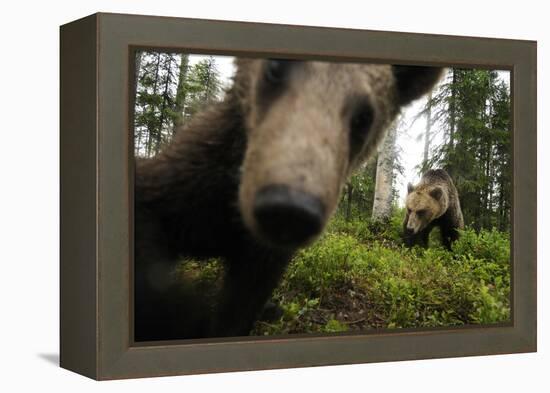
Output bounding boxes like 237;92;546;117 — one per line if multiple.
371;122;398;222
449;69;456;150
146;53;162;158
423;91;432;169
155;55;174;154
134;51;142;96
134;51;143;156
203;57;213;101
345;184;353;222
173;54;190;130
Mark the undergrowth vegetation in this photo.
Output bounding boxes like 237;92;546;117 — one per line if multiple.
179;208;511;336
250;208;510;335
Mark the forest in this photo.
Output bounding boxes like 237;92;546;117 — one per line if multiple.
134;51;511;334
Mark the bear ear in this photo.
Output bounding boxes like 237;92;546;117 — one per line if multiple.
429;187;443;201
407;183;415;194
392;66;444;107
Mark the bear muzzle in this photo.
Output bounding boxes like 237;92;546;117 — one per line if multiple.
253;184;326;248
406;219;424;235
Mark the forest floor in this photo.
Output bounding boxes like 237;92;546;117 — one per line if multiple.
179;208;511;336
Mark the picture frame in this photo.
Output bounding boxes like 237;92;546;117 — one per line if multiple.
60;12;537;380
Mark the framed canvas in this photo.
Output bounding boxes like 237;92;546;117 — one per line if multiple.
60;12;537;380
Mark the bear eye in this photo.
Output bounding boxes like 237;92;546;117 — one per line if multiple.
264;59;294;84
416;209;426;217
348;102;374;158
350;105;374;134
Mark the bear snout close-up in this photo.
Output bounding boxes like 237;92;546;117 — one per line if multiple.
253;184;326;248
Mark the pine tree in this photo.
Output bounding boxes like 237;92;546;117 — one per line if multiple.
133;53;224;157
183;57;222;120
422;68;511;231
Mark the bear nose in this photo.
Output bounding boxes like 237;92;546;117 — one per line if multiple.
253;185;325;247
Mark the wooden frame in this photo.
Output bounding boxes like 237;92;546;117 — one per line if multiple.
60;12;537;380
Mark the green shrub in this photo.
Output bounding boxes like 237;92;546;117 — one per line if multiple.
254;217;511;335
284;232;361;296
453;228;510;266
174;213;511;336
322;319;349;333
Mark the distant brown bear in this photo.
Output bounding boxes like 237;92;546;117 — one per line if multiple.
135;58;442;341
403;169;464;250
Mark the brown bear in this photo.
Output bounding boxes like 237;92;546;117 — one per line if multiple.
403;169;464;250
134;58;442;341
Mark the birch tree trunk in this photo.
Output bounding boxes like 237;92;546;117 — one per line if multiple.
449;69;456;151
423;91;432;168
173;54;190;130
134;51;143;155
134;51;142;96
371;122;398;222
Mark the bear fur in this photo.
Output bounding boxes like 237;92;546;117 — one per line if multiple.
403;169;464;250
135;58;442;341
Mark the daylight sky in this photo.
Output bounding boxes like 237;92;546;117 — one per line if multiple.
189;55;510;207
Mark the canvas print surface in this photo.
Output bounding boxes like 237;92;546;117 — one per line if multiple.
132;52;511;342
